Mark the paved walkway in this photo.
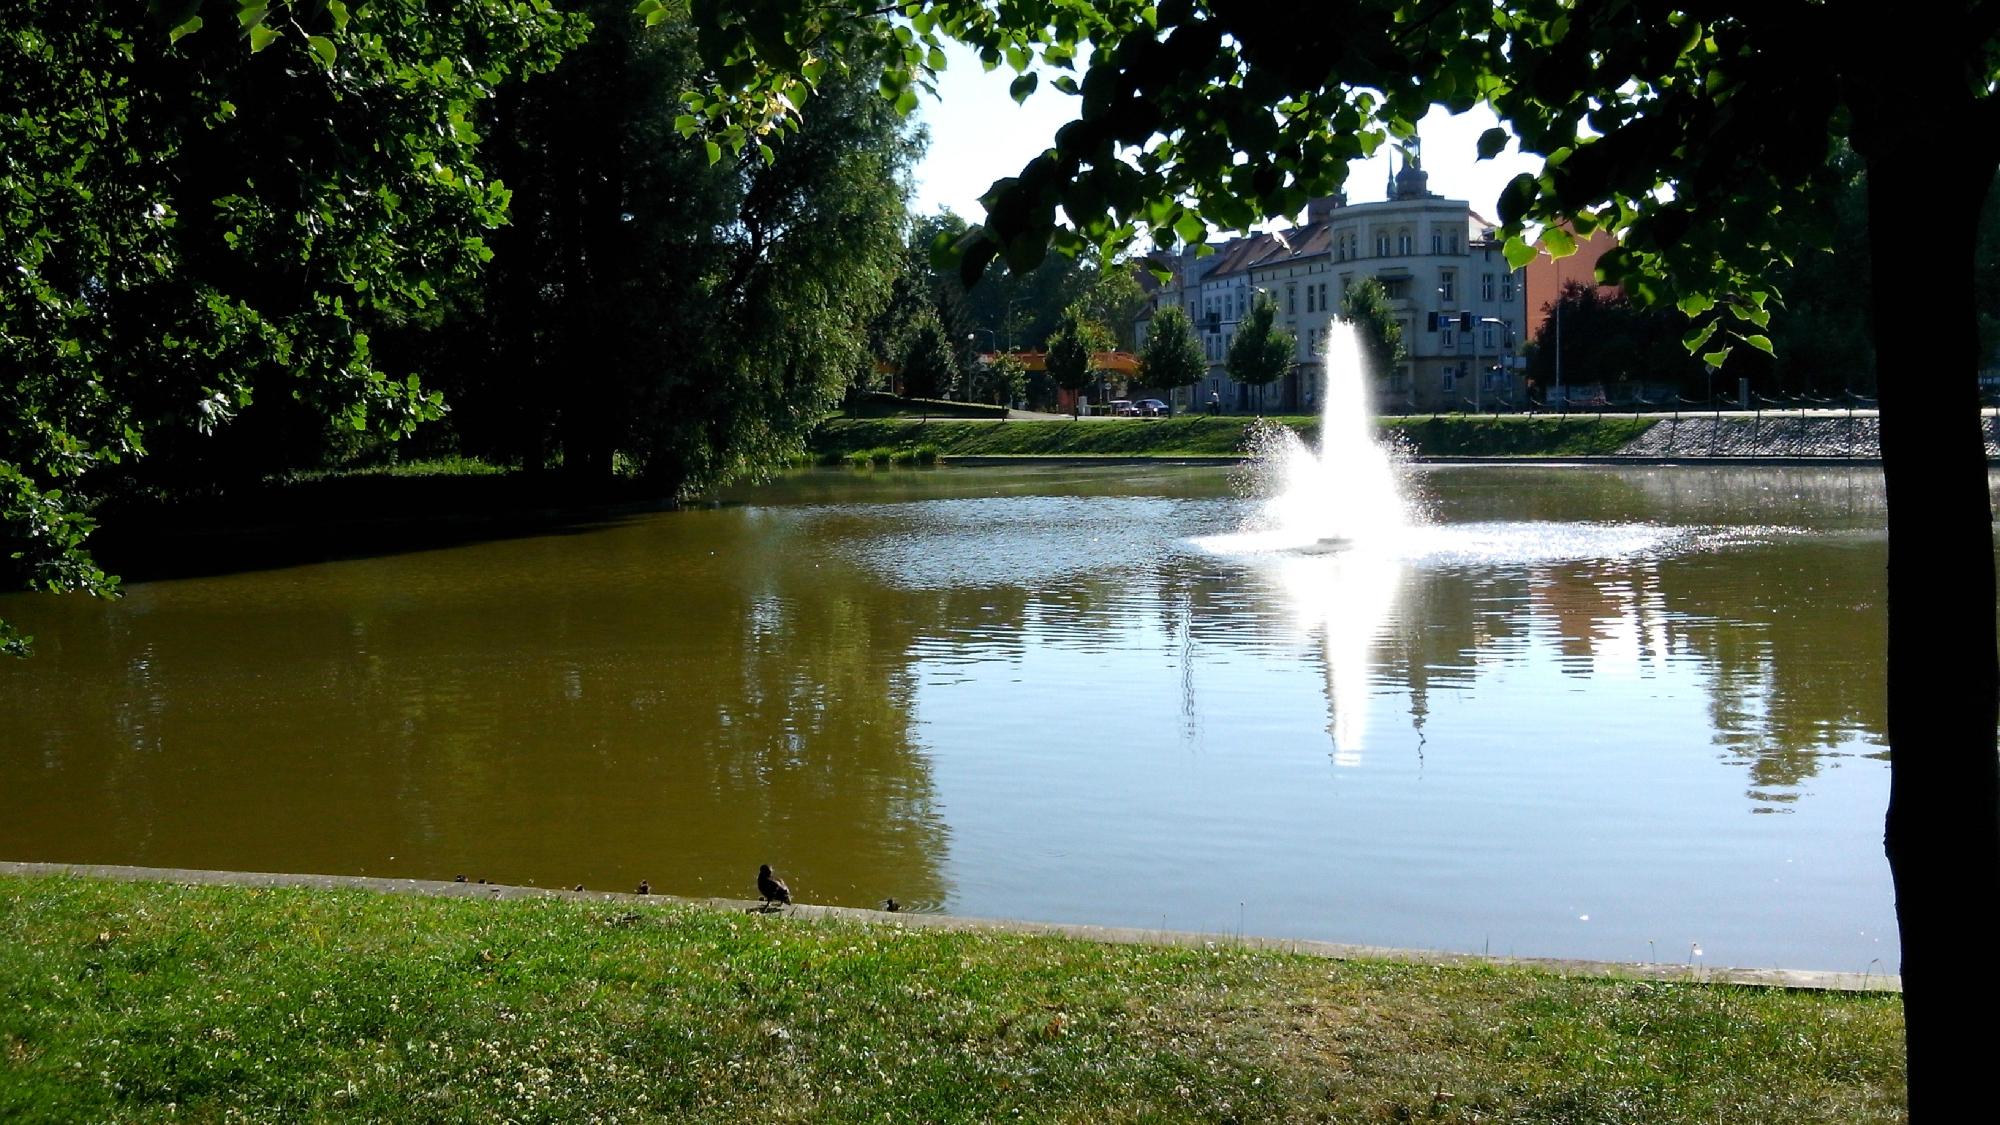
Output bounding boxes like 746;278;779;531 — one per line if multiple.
1;860;1899;993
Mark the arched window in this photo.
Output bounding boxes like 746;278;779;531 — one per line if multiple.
1397;229;1412;255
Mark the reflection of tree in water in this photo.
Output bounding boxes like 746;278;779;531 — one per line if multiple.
0;511;951;907
1361;539;1886;808
1658;543;1887;808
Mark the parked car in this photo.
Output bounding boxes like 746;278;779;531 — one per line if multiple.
1108;399;1139;416
1134;398;1170;416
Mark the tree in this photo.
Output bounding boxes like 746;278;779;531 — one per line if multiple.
1226;292;1296;413
1338;278;1406;386
1077;263;1151;350
898;312;960;400
410;3;917;491
1138;306;1206;400
968;353;1029;407
1046;304;1114;415
1526;281;1701;399
0;1;582;653
676;3;1999;1109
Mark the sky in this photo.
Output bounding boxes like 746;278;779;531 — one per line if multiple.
910;42;1546;234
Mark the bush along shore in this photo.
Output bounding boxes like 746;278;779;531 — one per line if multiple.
811;416;1659;462
0;875;1904;1122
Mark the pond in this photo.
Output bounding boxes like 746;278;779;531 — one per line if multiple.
0;464;1902;971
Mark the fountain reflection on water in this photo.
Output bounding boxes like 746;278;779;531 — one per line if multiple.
1194;321;1410;762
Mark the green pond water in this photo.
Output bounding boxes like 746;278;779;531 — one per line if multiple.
0;465;1905;970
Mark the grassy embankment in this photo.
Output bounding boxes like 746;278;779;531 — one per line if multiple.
811;415;1658;463
0;876;1903;1122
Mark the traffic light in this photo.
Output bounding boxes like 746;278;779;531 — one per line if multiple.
1459;311;1474;332
1426;311;1439;331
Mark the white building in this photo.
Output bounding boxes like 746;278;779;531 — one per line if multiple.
1136;155;1529;412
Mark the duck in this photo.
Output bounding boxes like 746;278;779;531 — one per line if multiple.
757;864;791;909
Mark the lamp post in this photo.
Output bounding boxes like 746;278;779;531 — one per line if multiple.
1553;257;1564;410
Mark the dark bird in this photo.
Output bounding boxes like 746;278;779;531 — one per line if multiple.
757;864;791;909
573;884;585;892
884;898;900;913
453;874;466;883
636;880;650;895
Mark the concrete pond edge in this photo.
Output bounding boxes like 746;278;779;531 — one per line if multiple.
1;861;1899;994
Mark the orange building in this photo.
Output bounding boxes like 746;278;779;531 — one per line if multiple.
1523;227;1621;340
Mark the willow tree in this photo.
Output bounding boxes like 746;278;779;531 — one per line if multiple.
667;1;1998;1110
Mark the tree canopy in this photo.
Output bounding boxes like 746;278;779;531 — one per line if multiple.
1137;305;1204;392
665;2;2000;1112
1339;278;1405;384
1;0;582;653
1044;304;1114;413
1226;291;1295;411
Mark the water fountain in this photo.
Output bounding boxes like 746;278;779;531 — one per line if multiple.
1195;319;1410;760
1200;320;1411;556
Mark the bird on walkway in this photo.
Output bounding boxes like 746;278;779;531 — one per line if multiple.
636;879;650;895
757;864;791;910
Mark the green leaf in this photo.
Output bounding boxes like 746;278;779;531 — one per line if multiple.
307;35;336;68
237;2;268;29
248;23;281;52
1744;333;1774;354
1701;346;1733;367
1541;226;1576;258
327;1;350;31
1172;210;1205;244
703;139;722;164
1502;235;1536;270
1676;293;1716;316
1683;321;1719;353
1476;126;1509;160
168;15;203;44
1009;73;1038;104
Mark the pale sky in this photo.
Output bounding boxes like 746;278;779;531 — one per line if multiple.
911;41;1545;234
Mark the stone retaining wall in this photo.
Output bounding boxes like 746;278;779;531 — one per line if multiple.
1616;414;2000;459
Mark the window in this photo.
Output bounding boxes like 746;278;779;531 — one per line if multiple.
1503;318;1515;347
1397;229;1412;255
1375;233;1389;256
1442;365;1457;391
1440;270;1455;303
1388;372;1408;393
1319;282;1329;309
1431;229;1443;254
1483;322;1497;348
1381;278;1409;300
1287;284;1296;314
1501;272;1516;302
1305;285;1315;313
1481;273;1496;301
1441;325;1455;349
1448;232;1458;254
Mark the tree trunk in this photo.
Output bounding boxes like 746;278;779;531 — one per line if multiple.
1863;130;2000;1117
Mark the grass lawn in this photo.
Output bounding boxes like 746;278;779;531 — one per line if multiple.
811;415;1658;462
0;876;1904;1122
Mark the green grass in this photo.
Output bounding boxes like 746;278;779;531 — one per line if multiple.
0;876;1904;1122
811;415;1659;461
